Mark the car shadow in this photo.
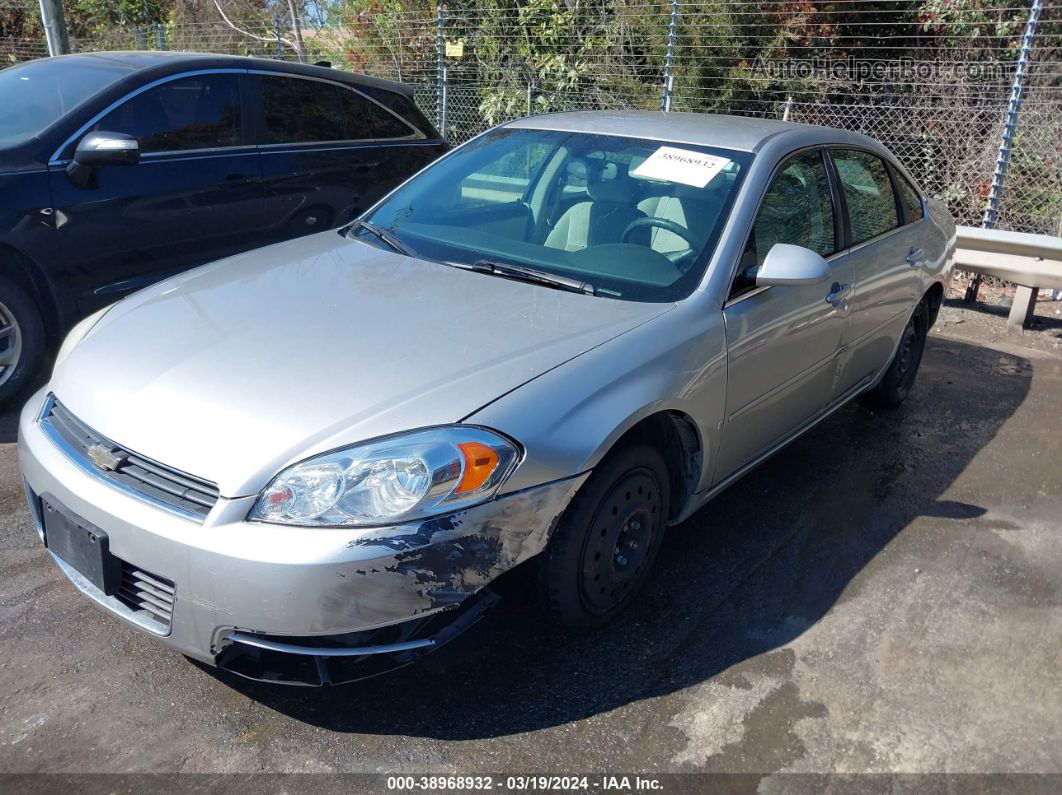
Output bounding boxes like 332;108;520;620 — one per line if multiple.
200;336;1030;739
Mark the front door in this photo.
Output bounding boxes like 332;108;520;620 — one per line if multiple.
49;72;262;315
715;149;852;484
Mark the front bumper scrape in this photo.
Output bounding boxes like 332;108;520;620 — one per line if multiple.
215;588;499;686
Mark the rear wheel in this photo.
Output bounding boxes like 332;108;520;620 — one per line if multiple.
537;444;670;631
861;300;929;409
0;276;44;406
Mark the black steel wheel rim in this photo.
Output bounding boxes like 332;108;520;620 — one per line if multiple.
579;468;661;614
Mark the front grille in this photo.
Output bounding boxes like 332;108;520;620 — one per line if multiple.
115;561;175;632
42;396;220;520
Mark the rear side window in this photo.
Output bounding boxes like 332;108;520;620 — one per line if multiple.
338;89;415;140
741;150;837;272
259;75;344;144
94;74;241;153
358;85;433;136
894;170;924;223
832;149;899;244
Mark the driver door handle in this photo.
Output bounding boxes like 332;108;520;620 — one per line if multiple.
826;282;851;308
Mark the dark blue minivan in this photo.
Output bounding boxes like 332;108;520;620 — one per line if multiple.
0;52;447;402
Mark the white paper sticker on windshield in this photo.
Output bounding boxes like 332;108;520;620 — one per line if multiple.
631;146;731;188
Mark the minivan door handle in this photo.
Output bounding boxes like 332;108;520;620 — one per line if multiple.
826;282;851;308
906;247;924;266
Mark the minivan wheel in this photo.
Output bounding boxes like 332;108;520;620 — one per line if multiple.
0;277;44;405
537;444;670;631
861;300;929;409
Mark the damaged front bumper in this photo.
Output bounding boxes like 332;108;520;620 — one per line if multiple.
18;392;587;684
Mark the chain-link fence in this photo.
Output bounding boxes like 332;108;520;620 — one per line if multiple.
4;1;1061;236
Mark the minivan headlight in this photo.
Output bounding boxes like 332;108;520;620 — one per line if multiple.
249;427;521;527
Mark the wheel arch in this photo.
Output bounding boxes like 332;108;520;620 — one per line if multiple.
591;407;704;524
923;280;944;328
0;244;62;341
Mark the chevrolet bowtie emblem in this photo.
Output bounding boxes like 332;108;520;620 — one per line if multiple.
87;443;125;472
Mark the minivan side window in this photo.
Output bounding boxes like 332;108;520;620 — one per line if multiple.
832;149;900;244
260;75;345;144
894;170;925;223
93;74;242;153
738;150;837;277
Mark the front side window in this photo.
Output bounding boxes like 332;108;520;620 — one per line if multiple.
93;74;241;153
832;149;900;244
356;128;751;302
741;150;836;275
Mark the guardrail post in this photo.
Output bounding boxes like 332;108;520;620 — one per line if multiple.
659;0;679;111
966;0;1042;302
153;22;167;51
274;15;284;58
436;3;448;137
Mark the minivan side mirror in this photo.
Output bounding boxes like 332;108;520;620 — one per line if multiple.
66;131;140;188
749;243;830;287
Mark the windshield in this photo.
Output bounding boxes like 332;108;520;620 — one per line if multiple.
356;128;751;302
0;57;136;148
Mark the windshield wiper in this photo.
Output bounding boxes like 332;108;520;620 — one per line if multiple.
352;220;417;258
469;260;595;296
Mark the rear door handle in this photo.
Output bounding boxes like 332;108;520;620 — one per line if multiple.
826;282;851;308
906;247;924;266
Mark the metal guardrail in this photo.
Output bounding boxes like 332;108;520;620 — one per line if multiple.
954;224;1062;332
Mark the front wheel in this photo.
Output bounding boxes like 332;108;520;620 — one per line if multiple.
537;444;670;631
861;300;929;409
0;276;44;406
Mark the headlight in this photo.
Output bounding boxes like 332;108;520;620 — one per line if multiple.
249;427;521;527
53;305;113;370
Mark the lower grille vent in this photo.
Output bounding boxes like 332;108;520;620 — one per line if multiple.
115;563;175;632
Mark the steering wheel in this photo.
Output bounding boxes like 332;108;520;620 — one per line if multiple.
621;216;699;248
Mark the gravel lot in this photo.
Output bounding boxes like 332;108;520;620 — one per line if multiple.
1;300;1060;778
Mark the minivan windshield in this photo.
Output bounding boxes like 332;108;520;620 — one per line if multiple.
0;57;136;148
356;128;751;302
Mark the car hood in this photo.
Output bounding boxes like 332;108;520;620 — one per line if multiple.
52;231;671;497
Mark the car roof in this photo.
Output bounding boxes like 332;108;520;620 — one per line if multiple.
505;110;879;154
41;51;415;97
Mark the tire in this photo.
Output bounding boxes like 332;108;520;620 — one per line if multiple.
0;276;44;407
861;300;929;410
537;443;671;631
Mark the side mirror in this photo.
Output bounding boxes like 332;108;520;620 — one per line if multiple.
749;243;830;287
66;131;139;188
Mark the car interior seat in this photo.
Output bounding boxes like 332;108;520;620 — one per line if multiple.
545;161;650;251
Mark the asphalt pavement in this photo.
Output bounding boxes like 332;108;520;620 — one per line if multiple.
1;306;1060;777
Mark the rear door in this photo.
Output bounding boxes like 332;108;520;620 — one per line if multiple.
252;73;424;242
715;148;852;482
829;148;924;396
48;71;262;314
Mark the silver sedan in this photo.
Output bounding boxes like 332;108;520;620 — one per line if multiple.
19;112;954;685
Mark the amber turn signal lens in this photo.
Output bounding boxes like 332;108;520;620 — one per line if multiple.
455;441;500;493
